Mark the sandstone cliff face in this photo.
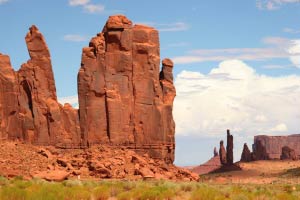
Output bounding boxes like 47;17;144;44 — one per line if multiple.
240;143;252;162
226;130;233;165
0;54;20;140
219;140;227;165
0;15;176;164
0;26;81;147
253;135;300;160
281;146;297;160
78;15;176;163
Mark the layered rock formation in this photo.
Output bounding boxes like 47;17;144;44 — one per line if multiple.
253;135;300;160
240;143;252;162
226;130;233;165
0;26;81;146
219;140;227;165
214;147;218;157
0;15;176;165
280;146;297;160
78;15;176;163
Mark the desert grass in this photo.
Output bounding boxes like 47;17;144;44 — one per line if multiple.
1;176;300;200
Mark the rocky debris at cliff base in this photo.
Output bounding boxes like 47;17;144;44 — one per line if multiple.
0;142;198;181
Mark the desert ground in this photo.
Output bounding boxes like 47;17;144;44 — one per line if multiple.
202;160;300;185
1;143;300;200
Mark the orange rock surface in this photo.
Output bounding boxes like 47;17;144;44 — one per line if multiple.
78;15;176;163
0;15;180;180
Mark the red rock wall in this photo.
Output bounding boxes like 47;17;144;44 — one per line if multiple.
0;15;176;164
254;134;300;159
0;26;81;147
78;15;176;163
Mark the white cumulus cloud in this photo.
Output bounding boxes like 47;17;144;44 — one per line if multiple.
68;0;105;14
288;40;300;67
58;95;79;108
174;60;300;138
83;4;105;13
270;123;288;132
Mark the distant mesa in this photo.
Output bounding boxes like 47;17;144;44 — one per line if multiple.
0;15;183;178
240;135;300;162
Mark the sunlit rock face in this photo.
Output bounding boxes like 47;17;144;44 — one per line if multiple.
0;26;81;147
78;15;176;163
0;15;176;164
253;134;300;160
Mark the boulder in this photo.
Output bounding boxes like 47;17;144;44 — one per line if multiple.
35;170;70;182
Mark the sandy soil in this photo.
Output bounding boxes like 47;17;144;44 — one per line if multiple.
201;160;300;184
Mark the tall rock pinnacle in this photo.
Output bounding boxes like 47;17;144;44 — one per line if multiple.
78;15;176;163
0;15;176;164
0;26;81;146
226;129;234;165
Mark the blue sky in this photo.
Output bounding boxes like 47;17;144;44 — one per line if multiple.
1;0;300;166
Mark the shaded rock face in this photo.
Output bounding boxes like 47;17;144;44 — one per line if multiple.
219;140;227;165
0;26;81;146
281;146;297;160
226;130;233;165
214;147;218;157
253;135;300;160
240;143;252;162
0;15;176;164
0;54;20;140
78;15;176;163
253;139;268;160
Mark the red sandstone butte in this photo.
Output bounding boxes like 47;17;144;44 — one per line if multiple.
0;15;176;165
240;143;252;162
253;135;300;160
17;25;81;146
78;15;176;163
